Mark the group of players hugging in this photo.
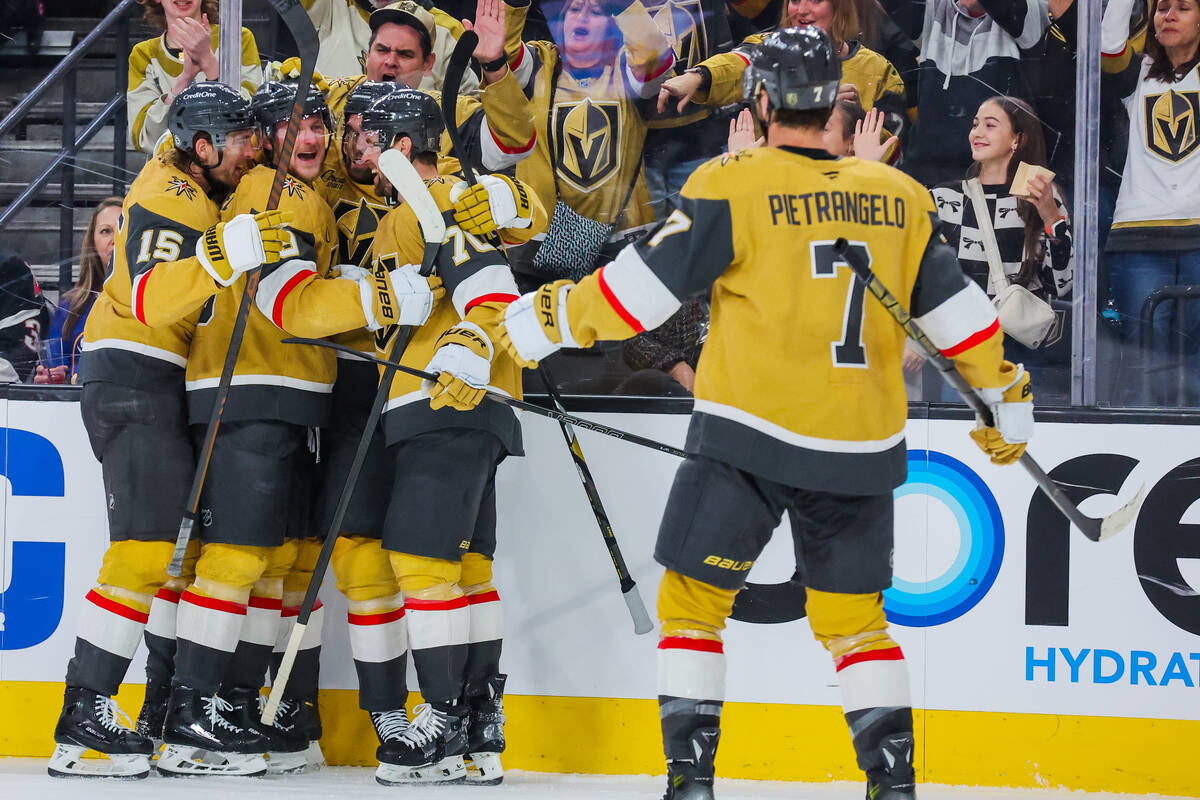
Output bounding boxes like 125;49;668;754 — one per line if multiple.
44;0;1034;797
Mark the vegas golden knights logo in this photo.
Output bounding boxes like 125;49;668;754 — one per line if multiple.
1145;89;1200;163
553;99;622;192
334;198;388;267
650;0;707;70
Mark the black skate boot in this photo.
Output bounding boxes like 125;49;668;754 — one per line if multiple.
48;686;154;778
465;673;506;785
157;684;268;776
135;679;170;746
266;694;326;774
220;686;307;775
375;700;468;785
864;732;917;799
370;706;410;760
661;727;720;800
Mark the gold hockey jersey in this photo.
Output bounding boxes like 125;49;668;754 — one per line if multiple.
693;34;906;114
503;0;676;229
324;71;536;177
563;146;1007;493
185;164;366;426
80;155;224;391
373;176;524;454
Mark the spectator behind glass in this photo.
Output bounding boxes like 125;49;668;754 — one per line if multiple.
928;96;1074;399
502;0;675;252
0;252;52;383
889;0;1048;187
726;100;897;159
127;0;263;153
657;0;910;158
616;294;708;396
35;197;123;385
1101;0;1200;406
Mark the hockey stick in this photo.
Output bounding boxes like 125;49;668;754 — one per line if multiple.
262;152;445;724
439;33;653;634
281;337;690;458
539;367;654;634
831;238;1145;542
168;0;320;577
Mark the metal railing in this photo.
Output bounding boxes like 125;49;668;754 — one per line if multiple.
0;0;135;291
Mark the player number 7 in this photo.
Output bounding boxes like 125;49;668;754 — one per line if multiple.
811;239;870;368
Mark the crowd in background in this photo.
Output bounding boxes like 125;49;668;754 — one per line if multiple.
9;0;1200;410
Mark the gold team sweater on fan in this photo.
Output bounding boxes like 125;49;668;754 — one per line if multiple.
127;26;262;153
372;176;525;454
184;164;369;427
80;156;223;391
563;146;1009;494
503;0;675;229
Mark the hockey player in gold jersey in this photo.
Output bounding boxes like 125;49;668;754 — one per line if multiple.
314;0;537;185
499;28;1034;800
158;80;442;777
304;79;544;786
49;83;292;779
324;87;527;786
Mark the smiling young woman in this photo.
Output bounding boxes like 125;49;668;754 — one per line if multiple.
127;0;263;153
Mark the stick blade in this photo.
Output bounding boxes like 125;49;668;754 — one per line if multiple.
1098;483;1147;542
377;150;446;243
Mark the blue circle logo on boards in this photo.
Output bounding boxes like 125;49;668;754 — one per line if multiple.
884;450;1004;627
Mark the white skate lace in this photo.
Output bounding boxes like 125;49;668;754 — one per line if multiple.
397;703;444;748
370;708;410;742
202;694;243;733
93;695;135;734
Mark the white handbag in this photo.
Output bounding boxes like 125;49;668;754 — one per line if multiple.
963;179;1057;349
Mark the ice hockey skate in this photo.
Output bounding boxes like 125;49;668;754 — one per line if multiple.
375;701;468;786
47;686;154;779
135;680;170;748
156;685;268;776
865;733;917;799
262;694;325;774
464;674;506;785
660;725;720;800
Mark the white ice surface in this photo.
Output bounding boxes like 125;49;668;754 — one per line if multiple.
0;762;1190;800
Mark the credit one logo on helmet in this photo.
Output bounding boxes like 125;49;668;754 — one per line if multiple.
884;450;1005;628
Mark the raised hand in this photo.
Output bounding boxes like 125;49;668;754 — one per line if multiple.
169;14;218;77
851;107;898;162
657;71;703;114
726;107;763;154
465;0;506;67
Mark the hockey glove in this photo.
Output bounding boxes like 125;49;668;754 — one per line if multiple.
197;210;295;287
423;321;493;411
448;174;534;236
969;360;1034;465
275;57;328;92
497;279;580;368
354;262;444;331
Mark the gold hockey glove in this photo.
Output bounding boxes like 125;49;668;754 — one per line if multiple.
496;279;579;368
275;57;328;92
423;321;493;411
197;210;295;287
448;174;534;236
969;361;1033;465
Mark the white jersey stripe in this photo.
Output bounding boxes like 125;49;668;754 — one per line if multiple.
692;398;906;454
912;281;998;354
82;338;187;367
185;374;334;393
597;244;681;333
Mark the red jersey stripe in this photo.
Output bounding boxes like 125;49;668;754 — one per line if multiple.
132;270;151;326
271;269;316;329
597;267;646;333
347;607;407;626
658;636;723;654
465;293;519;314
488;126;537;155
836;646;905;671
940;318;1000;358
248;596;283;610
86;590;150;624
180;589;247;616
